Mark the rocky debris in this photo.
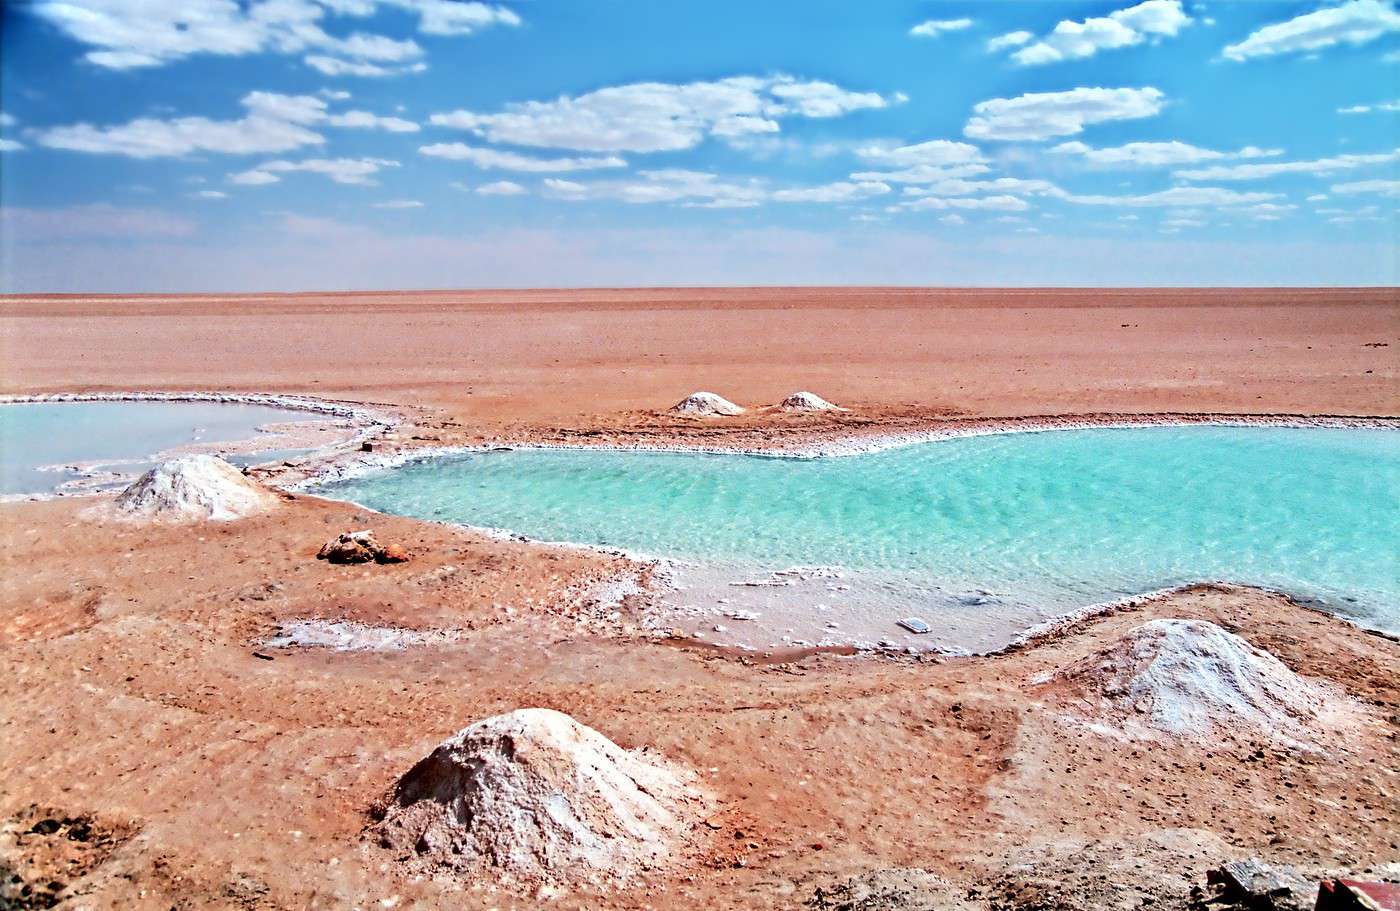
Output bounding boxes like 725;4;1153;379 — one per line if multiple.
780;391;842;412
0;806;135;911
1038;619;1342;747
982;829;1232;911
111;455;279;522
808;869;985;910
372;708;707;888
670;391;745;416
1199;858;1317;911
315;531;411;565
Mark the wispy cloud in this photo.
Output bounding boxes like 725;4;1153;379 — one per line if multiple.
1223;0;1400;61
964;87;1165;141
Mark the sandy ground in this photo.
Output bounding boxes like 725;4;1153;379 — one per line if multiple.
0;495;1396;910
2;288;1396;430
1;288;1398;909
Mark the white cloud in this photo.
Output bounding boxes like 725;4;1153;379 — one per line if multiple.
903;177;1061;197
418;143;626;171
319;88;352;100
910;18;974;38
0;113;16;128
0;139;23;152
543;170;768;208
1057;186;1281;207
372;199;423;208
475;180;526;196
1338;99;1400;113
987;30;1033;52
1175;148;1400;180
1224;0;1400;61
229;157;398;185
849;140;990;183
327;110;419;131
192;189;229;199
36;91;328;157
430;75;895;153
771;181;891;203
898;195;1033;212
1307;193;1329;201
940;213;966;225
304;55;426;77
1008;0;1192;66
1050;140;1281;166
1332;178;1400;196
36;91;426;157
26;0;517;72
964;87;1165;141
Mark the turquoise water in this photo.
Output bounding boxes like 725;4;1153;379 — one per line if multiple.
322;426;1400;635
0;401;330;495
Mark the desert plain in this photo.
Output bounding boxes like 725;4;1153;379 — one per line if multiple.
1;286;1397;910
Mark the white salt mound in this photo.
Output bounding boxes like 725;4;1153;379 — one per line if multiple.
780;390;841;411
670;391;745;416
113;455;279;521
1044;619;1340;746
375;708;707;887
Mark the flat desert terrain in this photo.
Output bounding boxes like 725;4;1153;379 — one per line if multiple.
1;287;1397;910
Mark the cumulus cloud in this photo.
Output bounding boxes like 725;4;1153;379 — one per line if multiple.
897;195;1033;212
771;181;891;203
36;91;421;157
304;55;426;77
37;92;329;157
419;143;626;171
0;139;23;152
1006;0;1192;66
849;140;991;183
430;75;896;153
327;110;419;131
1331;178;1400;196
1175;148;1400;180
474;180;526;196
26;0;518;72
987;30;1033;51
1050;140;1282;166
910;18;974;38
1338;99;1400;113
1057;186;1281;207
229;157;399;185
1223;0;1400;61
543;170;768;208
964;87;1166;141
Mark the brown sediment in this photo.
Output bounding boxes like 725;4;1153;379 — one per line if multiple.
0;287;1397;909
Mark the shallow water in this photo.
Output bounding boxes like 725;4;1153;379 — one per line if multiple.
0;401;332;495
323;426;1400;649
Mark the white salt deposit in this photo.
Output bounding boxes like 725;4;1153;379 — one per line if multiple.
111;455;279;521
374;708;707;887
779;390;842;411
1042;618;1344;746
670;391;745;416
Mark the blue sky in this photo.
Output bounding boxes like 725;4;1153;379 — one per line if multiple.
1;0;1397;291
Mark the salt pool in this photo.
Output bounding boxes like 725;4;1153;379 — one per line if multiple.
320;425;1400;652
0;400;339;496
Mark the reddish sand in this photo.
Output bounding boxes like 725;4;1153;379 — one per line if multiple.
2;288;1396;427
1;288;1397;909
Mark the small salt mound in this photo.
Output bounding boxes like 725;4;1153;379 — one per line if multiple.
374;708;707;887
780;390;842;411
113;455;279;521
1042;619;1339;746
670;391;744;416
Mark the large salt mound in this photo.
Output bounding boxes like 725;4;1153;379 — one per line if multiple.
670;391;744;416
113;455;279;521
780;390;842;411
373;708;707;888
1042;619;1340;746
